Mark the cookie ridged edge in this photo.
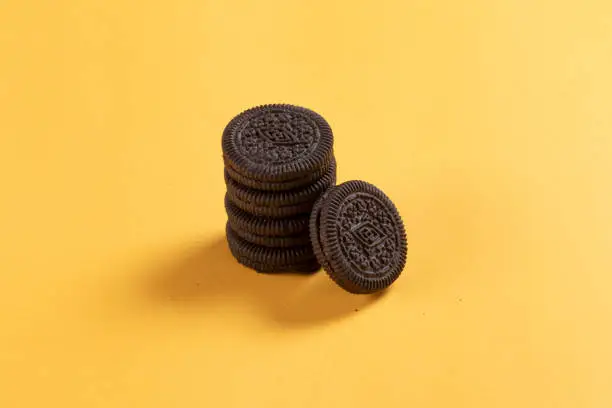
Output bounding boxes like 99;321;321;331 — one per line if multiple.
319;180;408;294
224;196;309;236
226;223;316;265
229;224;311;248
225;158;336;207
226;194;317;218
309;188;335;273
229;253;320;274
221;104;334;182
224;156;333;191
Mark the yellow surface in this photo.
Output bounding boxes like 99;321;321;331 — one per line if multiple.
1;0;611;406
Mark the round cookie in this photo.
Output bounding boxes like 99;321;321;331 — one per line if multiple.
228;255;320;274
226;223;319;273
309;180;408;294
222;104;334;182
225;158;332;191
229;225;310;248
224;158;336;207
224;195;310;236
226;194;317;218
309;189;333;273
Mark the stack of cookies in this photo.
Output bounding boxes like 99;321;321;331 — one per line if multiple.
222;104;336;273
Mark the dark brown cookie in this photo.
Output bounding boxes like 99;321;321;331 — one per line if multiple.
229;254;320;274
226;223;319;273
224;158;332;191
224;195;310;236
309;180;408;294
224;158;336;207
309;189;333;273
222;104;334;182
229;224;310;248
226;193;317;218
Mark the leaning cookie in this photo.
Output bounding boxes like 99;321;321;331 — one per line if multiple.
309;181;408;294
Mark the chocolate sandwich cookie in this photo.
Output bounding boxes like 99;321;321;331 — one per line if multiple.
309;189;333;273
309;180;408;294
229;255;321;274
222;104;334;182
226;223;319;273
227;194;317;218
229;225;310;248
224;195;310;236
224;158;336;208
224;159;332;192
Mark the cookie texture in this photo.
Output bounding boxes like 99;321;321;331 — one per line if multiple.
227;194;317;218
224;158;336;207
229;224;310;248
224;195;310;236
309;180;407;294
222;104;334;182
224;159;332;191
309;189;333;273
222;104;336;275
229;255;320;274
226;223;318;273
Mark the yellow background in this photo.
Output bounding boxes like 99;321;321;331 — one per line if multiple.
1;0;611;406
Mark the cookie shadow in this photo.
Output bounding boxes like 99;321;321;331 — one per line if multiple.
145;236;384;326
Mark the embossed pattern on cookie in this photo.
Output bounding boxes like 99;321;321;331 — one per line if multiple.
309;181;407;294
222;104;336;274
222;104;334;182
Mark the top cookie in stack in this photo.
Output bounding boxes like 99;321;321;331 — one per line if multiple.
222;104;336;273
